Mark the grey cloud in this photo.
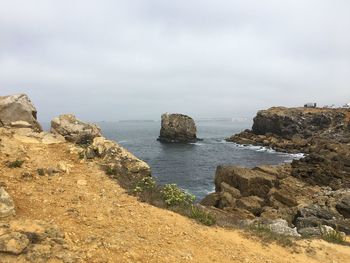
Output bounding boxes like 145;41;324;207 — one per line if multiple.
0;0;349;121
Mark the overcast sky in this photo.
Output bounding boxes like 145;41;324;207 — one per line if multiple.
0;0;349;121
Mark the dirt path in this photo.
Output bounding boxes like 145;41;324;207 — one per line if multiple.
1;130;350;262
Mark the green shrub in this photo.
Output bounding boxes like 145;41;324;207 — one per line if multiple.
189;205;216;226
133;176;156;193
320;226;346;244
161;184;195;207
8;159;24;168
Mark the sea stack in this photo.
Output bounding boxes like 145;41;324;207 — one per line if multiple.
158;113;198;143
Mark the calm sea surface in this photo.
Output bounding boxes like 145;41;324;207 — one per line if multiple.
95;120;302;200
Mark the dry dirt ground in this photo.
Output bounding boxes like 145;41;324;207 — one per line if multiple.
1;128;350;263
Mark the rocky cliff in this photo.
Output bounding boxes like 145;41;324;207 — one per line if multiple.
202;106;350;237
158;113;198;143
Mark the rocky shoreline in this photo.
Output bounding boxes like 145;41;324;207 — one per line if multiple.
202;106;350;236
1;93;350;261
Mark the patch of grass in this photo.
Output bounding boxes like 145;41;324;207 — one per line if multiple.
320;226;346;244
248;223;294;247
133;176;156;193
161;184;195;207
8;159;24;168
189;205;216;226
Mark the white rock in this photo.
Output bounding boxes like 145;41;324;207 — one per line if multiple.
0;187;15;218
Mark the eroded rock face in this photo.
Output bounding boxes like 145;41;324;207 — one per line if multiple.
251;107;346;138
215;165;277;198
0;219;77;261
158;113;197;143
203;163;350;234
81;136;151;188
51;114;102;144
0;187;15;218
0;94;42;131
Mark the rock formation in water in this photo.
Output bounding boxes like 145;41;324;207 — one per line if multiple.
202;106;350;236
51;114;102;144
226;106;350;188
0;94;42;131
158;113;198;143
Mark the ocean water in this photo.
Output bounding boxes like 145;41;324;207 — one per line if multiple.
97;120;302;201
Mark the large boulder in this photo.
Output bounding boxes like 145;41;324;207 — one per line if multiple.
51;114;102;144
0;94;42;131
336;195;350;218
215;165;277;198
158;113;198;143
0;232;30;255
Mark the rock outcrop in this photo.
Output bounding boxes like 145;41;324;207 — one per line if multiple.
0;188;15;218
51;114;102;144
0;94;42;131
227;107;350;190
203;164;350;235
158;113;198;143
80;136;151;188
228;107;350;151
0;220;77;261
212;106;350;236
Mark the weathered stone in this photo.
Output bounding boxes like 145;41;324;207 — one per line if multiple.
220;192;236;207
335;195;350;218
0;232;30;254
158;113;198;143
296;205;339;221
236;196;264;215
25;244;52;262
0;187;15;218
220;182;241;198
0;93;42;131
51;114;102;144
86;137;151;188
272;189;298;207
9;219;64;242
297;227;322;237
10;120;32;128
200;193;220;207
268;219;301;237
215;166;276;198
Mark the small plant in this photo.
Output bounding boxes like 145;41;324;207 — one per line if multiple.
37;168;45;176
320;226;346;244
8;159;24;168
133;176;156;193
189;205;216;226
161;184;195;207
105;166;118;176
78;152;85;159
